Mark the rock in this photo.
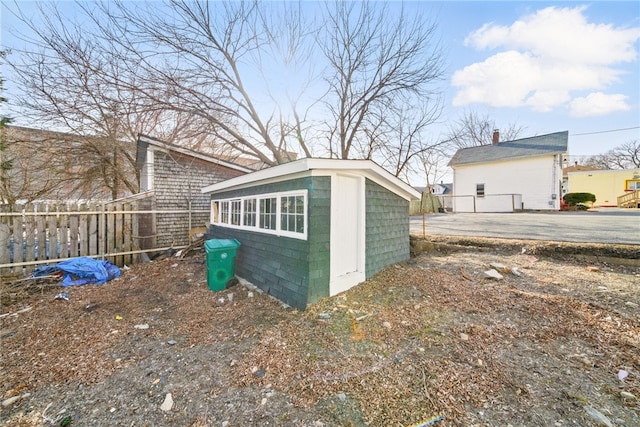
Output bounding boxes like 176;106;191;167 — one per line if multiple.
583;406;613;427
1;396;21;407
252;367;265;378
460;333;469;341
510;267;522;277
586;266;600;272
489;262;507;272
620;391;636;400
247;291;254;298
318;313;332;319
160;393;173;412
483;269;503;280
227;293;234;302
134;324;149;329
167;339;177;345
625;301;638;309
618;369;628;380
382;321;392;329
336;392;347;402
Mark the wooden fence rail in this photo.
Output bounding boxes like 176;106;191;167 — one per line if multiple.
0;201;208;274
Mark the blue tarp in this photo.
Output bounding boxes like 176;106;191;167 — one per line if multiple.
33;257;121;287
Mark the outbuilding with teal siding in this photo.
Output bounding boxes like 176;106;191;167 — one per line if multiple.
201;159;420;310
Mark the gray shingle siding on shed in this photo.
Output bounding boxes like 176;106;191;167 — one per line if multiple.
153;151;245;248
365;179;410;277
206;176;331;310
448;131;568;167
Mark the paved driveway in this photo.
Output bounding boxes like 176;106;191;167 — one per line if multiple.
409;210;640;245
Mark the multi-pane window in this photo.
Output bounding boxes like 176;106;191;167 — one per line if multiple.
476;184;485;197
281;195;304;233
219;201;229;223
243;199;257;227
230;199;242;225
627;180;640;190
212;191;306;239
259;197;277;230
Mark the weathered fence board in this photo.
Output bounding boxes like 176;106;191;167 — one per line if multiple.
0;201;209;274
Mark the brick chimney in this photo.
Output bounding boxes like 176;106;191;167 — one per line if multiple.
492;129;500;144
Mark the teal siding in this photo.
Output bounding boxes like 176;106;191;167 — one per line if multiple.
207;177;331;309
365;179;410;278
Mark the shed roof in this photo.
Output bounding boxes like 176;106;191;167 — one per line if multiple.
201;158;421;201
448;131;568;167
136;134;255;173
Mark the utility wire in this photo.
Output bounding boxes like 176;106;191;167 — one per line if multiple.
571;126;640;136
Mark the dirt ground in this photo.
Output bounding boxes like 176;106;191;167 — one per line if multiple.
1;236;638;426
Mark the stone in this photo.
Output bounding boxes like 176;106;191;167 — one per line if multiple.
483;269;504;280
460;333;469;341
489;262;507;272
625;301;638;309
160;393;173;412
382;322;392;329
583;406;613;427
620;391;636;400
167;340;177;345
511;267;522;277
1;396;20;407
134;324;149;330
586;266;600;272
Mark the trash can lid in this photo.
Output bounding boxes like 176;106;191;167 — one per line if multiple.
204;238;241;251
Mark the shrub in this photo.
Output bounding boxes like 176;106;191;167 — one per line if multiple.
563;192;596;206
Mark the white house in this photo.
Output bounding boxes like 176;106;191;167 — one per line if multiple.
448;131;568;212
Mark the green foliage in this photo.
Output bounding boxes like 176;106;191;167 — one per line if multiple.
563;192;596;206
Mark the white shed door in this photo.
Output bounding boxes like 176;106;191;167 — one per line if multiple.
330;174;365;296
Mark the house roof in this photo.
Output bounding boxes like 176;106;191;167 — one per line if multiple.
201;158;421;201
136;134;255;173
563;163;600;176
448;131;569;167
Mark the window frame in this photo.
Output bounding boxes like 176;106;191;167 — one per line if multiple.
626;180;640;191
211;190;308;240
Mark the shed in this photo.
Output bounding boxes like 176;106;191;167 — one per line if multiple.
201;158;421;310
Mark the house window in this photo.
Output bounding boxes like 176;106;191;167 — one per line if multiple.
243;198;257;227
230;199;242;225
627;180;640;190
476;184;485;198
212;191;307;239
259;197;277;230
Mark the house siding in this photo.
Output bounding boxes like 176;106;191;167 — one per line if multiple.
206;176;331;310
568;169;640;207
153;151;245;248
453;156;562;212
365;179;410;278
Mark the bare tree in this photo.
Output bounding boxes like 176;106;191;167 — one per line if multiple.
319;2;443;161
584;140;640;169
447;110;526;149
6;0;446;183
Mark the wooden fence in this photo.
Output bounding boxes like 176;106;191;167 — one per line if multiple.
0;201;208;274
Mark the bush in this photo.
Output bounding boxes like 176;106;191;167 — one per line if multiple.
563;192;596;206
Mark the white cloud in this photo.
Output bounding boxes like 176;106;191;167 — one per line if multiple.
453;6;640;114
568;92;630;117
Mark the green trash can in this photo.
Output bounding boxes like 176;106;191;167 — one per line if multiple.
204;238;241;291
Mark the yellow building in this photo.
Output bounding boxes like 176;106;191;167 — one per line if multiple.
567;169;640;207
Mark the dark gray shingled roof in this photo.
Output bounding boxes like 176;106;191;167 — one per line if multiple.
448;131;568;167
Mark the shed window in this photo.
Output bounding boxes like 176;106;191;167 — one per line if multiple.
476;184;485;198
243;199;257;227
230;199;242;225
281;195;304;233
259;197;277;230
219;201;229;223
212;190;307;240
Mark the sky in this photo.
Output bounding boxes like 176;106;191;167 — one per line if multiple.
430;1;640;161
1;1;639;183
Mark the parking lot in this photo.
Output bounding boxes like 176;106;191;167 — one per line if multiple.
409;209;640;245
